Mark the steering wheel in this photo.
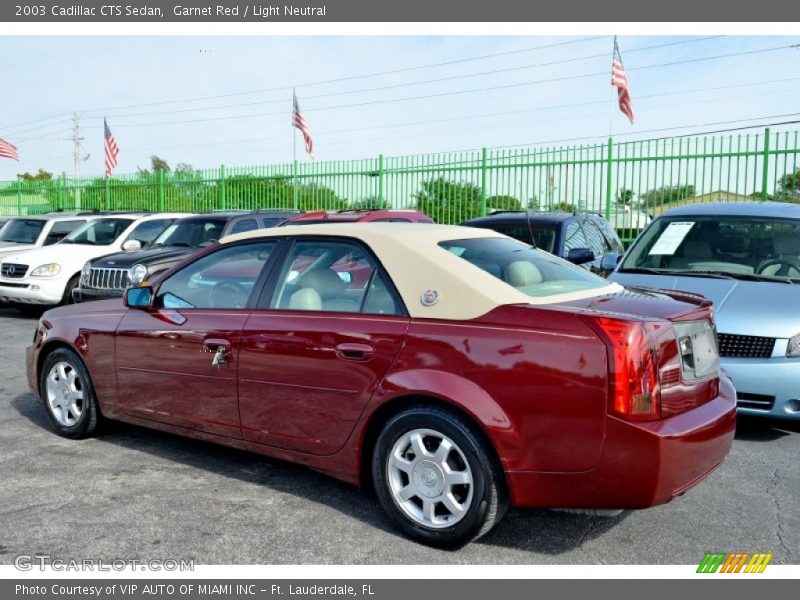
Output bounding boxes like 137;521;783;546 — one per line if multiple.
756;258;800;277
208;281;247;309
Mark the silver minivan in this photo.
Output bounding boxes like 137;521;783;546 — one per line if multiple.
608;201;800;420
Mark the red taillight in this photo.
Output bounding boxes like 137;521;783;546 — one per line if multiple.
592;317;661;421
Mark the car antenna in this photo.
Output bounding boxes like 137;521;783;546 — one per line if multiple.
524;206;537;249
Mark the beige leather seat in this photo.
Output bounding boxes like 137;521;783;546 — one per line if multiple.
289;287;322;310
296;268;360;312
506;261;543;288
760;234;800;277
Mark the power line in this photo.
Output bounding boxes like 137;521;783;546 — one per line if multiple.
77;36;722;122
81;42;797;130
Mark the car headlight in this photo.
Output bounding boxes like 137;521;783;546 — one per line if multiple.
81;262;91;283
30;263;61;277
788;333;800;358
128;264;148;284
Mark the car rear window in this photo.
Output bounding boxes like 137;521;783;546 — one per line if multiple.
439;237;608;297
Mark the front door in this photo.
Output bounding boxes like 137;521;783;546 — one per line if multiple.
115;241;278;437
237;238;410;455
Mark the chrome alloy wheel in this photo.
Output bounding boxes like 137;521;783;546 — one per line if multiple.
387;428;474;529
45;361;84;427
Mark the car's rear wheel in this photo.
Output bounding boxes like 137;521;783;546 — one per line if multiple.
372;406;507;548
40;348;100;439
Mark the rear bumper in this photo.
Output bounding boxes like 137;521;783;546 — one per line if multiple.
722;357;800;420
507;374;737;509
73;286;123;303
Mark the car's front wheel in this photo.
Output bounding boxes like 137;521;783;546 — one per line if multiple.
40;348;100;439
372;406;507;548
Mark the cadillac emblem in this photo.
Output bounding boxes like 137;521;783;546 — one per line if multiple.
420;289;439;307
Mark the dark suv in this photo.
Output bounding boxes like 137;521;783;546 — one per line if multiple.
461;211;624;275
74;210;301;302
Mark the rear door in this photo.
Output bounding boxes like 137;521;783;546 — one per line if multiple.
238;237;410;455
115;241;279;437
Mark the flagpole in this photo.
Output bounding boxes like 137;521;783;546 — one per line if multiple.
608;36;616;138
292;89;298;210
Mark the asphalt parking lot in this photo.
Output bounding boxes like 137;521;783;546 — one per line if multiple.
0;306;797;565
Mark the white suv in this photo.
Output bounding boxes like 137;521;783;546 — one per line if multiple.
0;213;186;308
0;213;94;258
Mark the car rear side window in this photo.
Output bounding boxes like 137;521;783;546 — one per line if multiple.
563;221;588;255
229;218;258;234
269;240;404;315
440;237;607;297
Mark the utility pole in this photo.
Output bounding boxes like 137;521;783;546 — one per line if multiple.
72;113;84;209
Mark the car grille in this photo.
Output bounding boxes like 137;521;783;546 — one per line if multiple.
85;267;130;291
736;392;776;412
0;263;28;279
717;333;775;358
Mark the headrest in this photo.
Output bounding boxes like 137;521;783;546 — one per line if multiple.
506;261;543;287
289;287;322;311
299;268;346;298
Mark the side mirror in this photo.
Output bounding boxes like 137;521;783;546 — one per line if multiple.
122;239;142;252
124;285;153;309
600;252;624;271
566;247;595;265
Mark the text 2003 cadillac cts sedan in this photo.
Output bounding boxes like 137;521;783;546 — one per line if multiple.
27;223;736;547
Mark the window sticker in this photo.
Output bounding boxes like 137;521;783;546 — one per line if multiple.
648;221;695;255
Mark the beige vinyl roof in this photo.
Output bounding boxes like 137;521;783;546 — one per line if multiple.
222;223;620;320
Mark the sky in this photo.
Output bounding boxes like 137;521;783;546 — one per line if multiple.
0;34;799;180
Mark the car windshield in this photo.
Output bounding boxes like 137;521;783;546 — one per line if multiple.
61;218;134;246
439;237;608;297
154;219;226;248
0;219;46;244
620;215;800;282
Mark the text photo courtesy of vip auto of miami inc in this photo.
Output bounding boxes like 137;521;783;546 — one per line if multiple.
0;24;798;580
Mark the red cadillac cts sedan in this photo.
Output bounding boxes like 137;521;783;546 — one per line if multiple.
26;223;736;547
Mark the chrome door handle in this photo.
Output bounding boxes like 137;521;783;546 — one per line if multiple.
335;343;375;361
203;339;231;367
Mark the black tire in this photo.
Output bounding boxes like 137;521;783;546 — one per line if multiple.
61;275;80;305
39;347;101;439
372;405;508;548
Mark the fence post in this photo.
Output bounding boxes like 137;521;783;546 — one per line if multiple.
16;180;22;215
292;160;298;210
158;170;165;212
220;164;227;210
57;175;64;210
480;147;488;216
104;177;111;210
761;127;771;201
605;137;614;221
377;154;385;207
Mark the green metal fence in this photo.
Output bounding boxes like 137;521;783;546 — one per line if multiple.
1;127;798;242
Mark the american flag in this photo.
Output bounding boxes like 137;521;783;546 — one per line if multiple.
104;118;119;176
611;37;634;125
292;90;314;159
0;138;19;161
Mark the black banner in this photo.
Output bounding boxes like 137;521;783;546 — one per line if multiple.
1;0;798;22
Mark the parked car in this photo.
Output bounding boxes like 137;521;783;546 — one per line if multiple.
0;212;97;257
73;211;299;302
461;211;625;275
27;223;735;547
0;213;185;309
281;209;433;225
608;201;800;420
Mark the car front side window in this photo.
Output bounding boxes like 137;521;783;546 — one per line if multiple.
155;242;276;310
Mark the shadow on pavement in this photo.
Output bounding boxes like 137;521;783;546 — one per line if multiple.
735;414;800;442
11;392;624;555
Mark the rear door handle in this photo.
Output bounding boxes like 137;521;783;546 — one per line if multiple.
335;343;375;361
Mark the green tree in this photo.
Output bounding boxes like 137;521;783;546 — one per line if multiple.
413;177;483;224
551;201;575;212
349;196;389;210
639;184;695;208
777;168;800;201
486;194;522;212
17;169;53;181
616;187;635;206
